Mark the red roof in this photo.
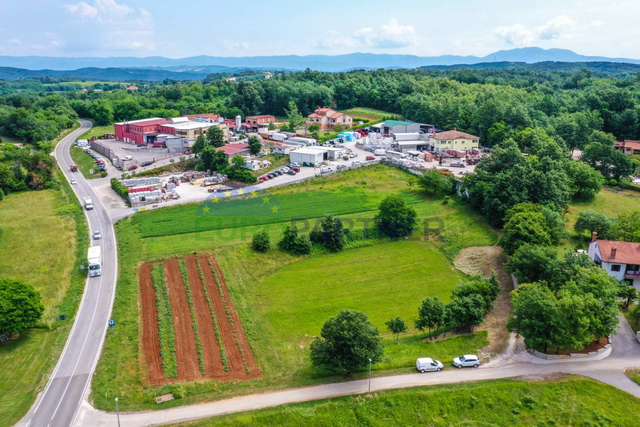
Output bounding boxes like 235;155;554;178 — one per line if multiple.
595;240;640;264
329;112;345;119
616;140;640;151
217;144;249;156
127;118;169;127
246;115;275;119
309;113;322;118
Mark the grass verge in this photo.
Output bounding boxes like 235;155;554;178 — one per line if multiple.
70;145;106;179
79;124;114;141
626;369;640;386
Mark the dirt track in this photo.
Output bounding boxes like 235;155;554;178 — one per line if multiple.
139;255;260;385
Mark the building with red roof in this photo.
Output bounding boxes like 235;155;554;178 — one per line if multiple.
614;140;640;156
307;107;353;131
114;118;170;145
588;236;640;288
217;143;250;160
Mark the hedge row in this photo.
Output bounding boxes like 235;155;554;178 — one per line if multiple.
151;263;178;378
619;179;640;192
110;178;130;204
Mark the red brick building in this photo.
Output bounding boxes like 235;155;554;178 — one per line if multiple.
114;118;169;145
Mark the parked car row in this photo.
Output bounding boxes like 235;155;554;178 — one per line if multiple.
258;163;301;181
416;354;479;373
84;148;107;172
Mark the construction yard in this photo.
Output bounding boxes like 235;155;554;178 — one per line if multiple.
139;255;259;385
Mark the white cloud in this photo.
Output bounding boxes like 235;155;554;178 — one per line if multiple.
355;18;418;48
222;39;250;51
536;15;575;40
65;2;98;18
494;15;576;46
8;38;22;45
64;0;155;51
588;19;605;28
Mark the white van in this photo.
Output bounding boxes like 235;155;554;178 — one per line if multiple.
416;357;443;373
373;149;386;156
320;166;334;174
122;155;133;161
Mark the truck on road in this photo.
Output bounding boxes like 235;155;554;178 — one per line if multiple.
83;196;94;210
70;164;78;172
88;246;102;277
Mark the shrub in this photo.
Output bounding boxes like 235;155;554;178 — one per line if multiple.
251;229;271;253
278;226;312;255
609;179;618;186
110;178;129;203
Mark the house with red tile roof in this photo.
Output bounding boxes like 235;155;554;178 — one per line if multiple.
588;236;640;288
614;140;640;156
307;107;353;131
217;143;250;161
427;129;480;153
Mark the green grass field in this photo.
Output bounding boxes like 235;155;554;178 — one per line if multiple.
627;369;640;386
0;178;88;425
70;146;106;179
91;164;497;412
340;107;401;120
170;376;640;427
79;124;114;141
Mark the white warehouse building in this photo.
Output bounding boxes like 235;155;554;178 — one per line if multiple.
289;147;328;167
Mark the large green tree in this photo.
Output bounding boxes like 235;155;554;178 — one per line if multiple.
248;135;262;155
0;278;44;335
414;297;445;338
310;309;384;375
206;126;226;148
374;194;418;238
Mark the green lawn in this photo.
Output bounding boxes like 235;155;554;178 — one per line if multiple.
0;178;88;425
79;124;114;141
340;107;401;120
70;145;106;179
91;164;498;412
623;305;639;334
627;369;640;386
171;376;640;427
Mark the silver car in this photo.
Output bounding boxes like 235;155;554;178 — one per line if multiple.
452;354;480;368
93;230;102;240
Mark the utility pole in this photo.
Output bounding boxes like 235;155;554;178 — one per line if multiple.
368;358;372;393
115;397;121;427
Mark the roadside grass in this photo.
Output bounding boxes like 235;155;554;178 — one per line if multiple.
339;107;401;120
622;304;639;334
91;164;498;412
79;124;114;141
626;369;640;386
169;376;640;427
70;145;105;179
0;174;88;426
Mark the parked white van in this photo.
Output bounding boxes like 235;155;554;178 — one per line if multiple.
320;166;334;174
416;357;443;373
122;155;133;161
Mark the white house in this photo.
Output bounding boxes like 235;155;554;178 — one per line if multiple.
588;238;640;289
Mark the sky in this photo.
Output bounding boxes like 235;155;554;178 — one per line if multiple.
1;0;639;58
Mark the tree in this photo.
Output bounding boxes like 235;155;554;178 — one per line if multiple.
200;146;228;172
310;309;384;375
207;126;226;148
565;161;604;201
451;276;500;315
0;278;44;335
192;134;208;155
418;169;454;196
278;225;312;255
631;304;640;326
248;135;262;155
574;209;612;238
319;215;345;252
267;121;277;131
618;284;637;309
385;317;407;344
582;141;634;181
507;244;559;285
284;100;305;132
609;211;640;242
231;155;246;169
374;194;418;238
415;297;445;338
446;294;486;333
499;211;553;255
89;99;114;125
308;123;320;133
507;283;560;353
251;229;270;253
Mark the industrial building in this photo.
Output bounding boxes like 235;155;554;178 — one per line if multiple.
289;147;328;166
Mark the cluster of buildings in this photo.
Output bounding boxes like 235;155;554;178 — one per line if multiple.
307;107;353;131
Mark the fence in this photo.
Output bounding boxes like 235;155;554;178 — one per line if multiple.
90;140;116;160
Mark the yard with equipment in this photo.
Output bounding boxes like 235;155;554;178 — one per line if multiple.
92;164;499;412
0;180;88;426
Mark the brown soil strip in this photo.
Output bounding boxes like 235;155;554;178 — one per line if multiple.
208;256;260;377
184;255;226;378
164;259;201;381
138;262;164;384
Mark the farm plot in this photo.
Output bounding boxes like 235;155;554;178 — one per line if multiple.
139;255;259;385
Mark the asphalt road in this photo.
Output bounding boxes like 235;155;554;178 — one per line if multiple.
17;120;119;427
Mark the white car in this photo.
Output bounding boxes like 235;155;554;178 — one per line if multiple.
452;354;480;368
352;160;362;166
320;166;334;174
122;155;133;161
416;357;443;373
70;178;77;185
93;230;102;240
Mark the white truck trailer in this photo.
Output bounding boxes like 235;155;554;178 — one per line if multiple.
83;196;94;210
88;246;102;277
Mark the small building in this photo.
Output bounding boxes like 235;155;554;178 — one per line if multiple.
114;117;169;145
246;115;276;132
126;85;138;91
308;146;344;160
217;143;251;161
245;159;271;171
287;136;317;146
371;120;422;135
289;147;328;167
427;129;480;153
272;144;291;155
307;107;353;131
588;238;640;289
614;140;640;156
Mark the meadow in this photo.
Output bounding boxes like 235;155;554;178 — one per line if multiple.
70;145;105;179
79;124;114;141
339;107;401;120
0;177;88;425
91;164;498;412
170;376;640;427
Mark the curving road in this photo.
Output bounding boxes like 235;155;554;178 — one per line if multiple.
17;120;119;427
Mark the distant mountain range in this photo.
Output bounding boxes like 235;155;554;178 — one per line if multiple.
1;48;640;81
2;47;640;72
